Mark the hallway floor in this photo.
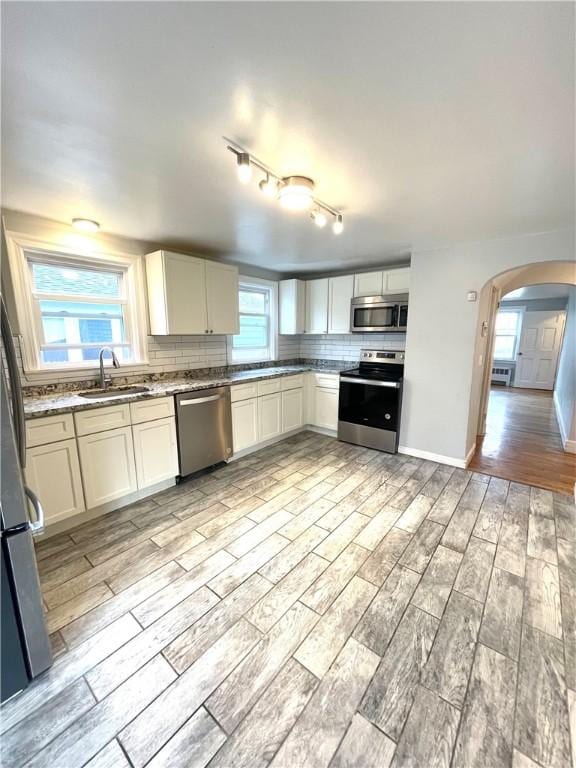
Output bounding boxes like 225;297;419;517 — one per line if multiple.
2;432;575;768
469;386;576;495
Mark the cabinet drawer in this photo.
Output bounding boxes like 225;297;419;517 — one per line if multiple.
281;374;304;391
26;413;75;447
257;378;282;396
230;382;259;402
130;396;175;425
313;373;339;390
74;404;131;436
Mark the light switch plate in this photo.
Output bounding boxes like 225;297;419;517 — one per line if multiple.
467;291;477;302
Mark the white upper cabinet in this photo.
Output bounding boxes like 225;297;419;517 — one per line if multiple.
353;271;383;297
305;278;329;334
328;275;354;334
383;267;410;294
146;250;238;335
205;261;240;335
279;279;306;335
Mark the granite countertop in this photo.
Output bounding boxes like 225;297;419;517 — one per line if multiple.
23;364;349;418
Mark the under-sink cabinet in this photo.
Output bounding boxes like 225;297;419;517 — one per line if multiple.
77;426;138;509
25;438;85;526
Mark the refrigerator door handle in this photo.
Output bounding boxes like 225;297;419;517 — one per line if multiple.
1;297;26;468
24;486;44;535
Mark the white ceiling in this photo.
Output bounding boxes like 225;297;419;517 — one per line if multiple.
2;2;574;273
503;284;573;301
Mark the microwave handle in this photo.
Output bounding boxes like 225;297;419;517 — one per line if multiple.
392;305;399;327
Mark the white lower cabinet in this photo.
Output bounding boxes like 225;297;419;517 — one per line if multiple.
258;392;282;441
78;426;137;509
132;416;178;489
314;387;339;431
25;439;85;525
231;398;259;452
282;388;304;432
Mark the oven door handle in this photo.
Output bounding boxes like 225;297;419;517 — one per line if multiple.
340;376;400;388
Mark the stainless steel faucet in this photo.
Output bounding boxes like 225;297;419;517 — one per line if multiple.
98;346;120;389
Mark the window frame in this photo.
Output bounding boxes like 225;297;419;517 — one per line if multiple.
227;277;278;364
4;230;149;375
493;306;525;361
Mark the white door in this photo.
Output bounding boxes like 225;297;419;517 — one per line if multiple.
132;417;178;488
328;275;354;333
353;271;383;297
305;279;329;334
164;252;208;334
231;398;259;452
258;392;282;441
25;439;85;525
205;261;239;334
515;310;566;390
282;389;304;432
314;388;339;431
383;268;410;294
78;426;137;509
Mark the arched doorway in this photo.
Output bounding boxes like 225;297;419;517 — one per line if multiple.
467;262;576;493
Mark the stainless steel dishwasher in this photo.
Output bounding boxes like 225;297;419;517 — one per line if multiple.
175;387;233;477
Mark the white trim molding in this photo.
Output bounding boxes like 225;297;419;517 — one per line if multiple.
398;442;476;470
554;391;576;454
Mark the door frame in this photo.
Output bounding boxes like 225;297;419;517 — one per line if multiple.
477;285;501;437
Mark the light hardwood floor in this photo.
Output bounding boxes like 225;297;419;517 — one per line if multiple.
470;386;576;495
2;432;575;768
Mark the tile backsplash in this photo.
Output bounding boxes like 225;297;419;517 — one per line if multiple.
298;332;406;360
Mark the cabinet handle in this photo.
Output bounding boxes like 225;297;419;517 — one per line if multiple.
210;329;213;334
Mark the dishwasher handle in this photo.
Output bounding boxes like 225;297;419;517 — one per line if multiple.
178;394;225;406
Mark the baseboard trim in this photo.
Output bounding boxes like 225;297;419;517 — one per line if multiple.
398;444;475;470
553;391;576;453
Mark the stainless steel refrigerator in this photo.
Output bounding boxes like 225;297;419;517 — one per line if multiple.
1;296;52;703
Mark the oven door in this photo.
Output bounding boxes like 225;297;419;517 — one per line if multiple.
338;377;400;431
351;302;398;332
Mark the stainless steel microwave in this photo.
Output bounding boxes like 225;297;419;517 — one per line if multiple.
350;294;409;333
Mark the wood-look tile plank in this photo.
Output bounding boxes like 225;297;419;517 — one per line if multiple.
353;564;420;655
427;489;463;525
354;505;401;550
269;638;380;768
568;689;576;768
421;590;483;708
355;483;399;517
162;573;271;673
441;504;481;554
25;655;176;768
360;605;438;739
512;750;542;768
530;486;554;519
453;536;496;603
258;525;328;583
554;494;576;542
175;517;255;572
279;498;336;540
84;741;131;768
515;625;571;768
284;480;336;514
394;494;434;532
146;707;225;768
150;517;206;548
46;582;113;633
479;566;523;660
208;659;317;768
452;643;517;768
494;484;530;578
557;537;576;689
390;685;460;768
226;510;293;557
295;576;376;678
300;542;370;614
206;602;318;733
331;713;396;768
313;511;371;561
421;466;456;500
40;556;93;595
527;514;558;565
209;532;288;597
86;586;220;700
119;620;262;768
399;520;444;573
524;557;563;640
358;527;413;586
411;545;462;618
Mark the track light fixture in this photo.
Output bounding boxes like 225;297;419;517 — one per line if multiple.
226;141;344;234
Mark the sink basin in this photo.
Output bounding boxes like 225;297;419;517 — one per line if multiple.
78;386;150;399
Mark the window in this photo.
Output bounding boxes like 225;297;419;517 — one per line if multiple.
5;232;148;373
493;309;523;360
228;279;277;363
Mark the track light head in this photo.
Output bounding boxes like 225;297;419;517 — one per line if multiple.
236;153;252;184
333;214;344;235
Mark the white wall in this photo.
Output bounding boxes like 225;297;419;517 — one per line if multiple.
555;286;576;451
401;229;576;463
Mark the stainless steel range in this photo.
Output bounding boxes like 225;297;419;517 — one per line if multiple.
338;349;405;453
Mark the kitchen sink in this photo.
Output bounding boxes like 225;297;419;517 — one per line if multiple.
78;385;150;399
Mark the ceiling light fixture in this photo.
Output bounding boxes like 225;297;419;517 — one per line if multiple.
225;140;344;234
72;218;100;233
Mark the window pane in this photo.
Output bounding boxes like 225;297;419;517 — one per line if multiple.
40;345;129;365
493;335;515;359
233;314;268;349
39;299;125;347
495;311;519;332
238;290;266;314
31;262;122;298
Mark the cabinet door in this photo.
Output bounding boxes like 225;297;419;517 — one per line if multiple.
328;275;354;334
353;271;383;297
164;252;208;334
305;279;329;334
279;279;306;334
314;388;339;431
78;426;137;509
282;389;303;432
25;439;85;525
231;398;259;452
258;392;282;441
383;267;410;294
205;261;239;334
132;417;178;489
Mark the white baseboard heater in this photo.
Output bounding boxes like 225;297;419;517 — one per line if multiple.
491;365;512;386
